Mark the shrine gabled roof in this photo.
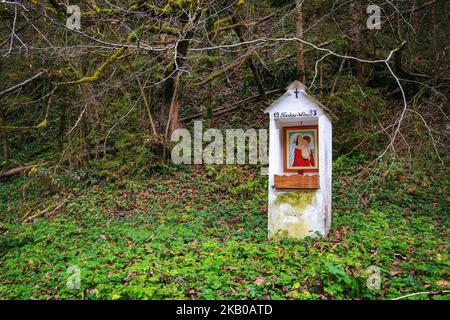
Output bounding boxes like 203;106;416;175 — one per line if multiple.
264;81;336;120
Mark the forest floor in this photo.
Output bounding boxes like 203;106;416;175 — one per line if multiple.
0;155;448;300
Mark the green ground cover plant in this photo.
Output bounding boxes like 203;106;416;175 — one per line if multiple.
1;156;448;300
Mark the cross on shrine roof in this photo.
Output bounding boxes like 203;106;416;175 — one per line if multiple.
287;80;307;92
264;80;337;120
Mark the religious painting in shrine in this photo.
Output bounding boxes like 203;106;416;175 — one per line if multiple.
283;126;319;172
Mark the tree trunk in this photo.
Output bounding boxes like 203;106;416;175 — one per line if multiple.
232;16;266;96
80;108;90;162
155;13;200;160
58;103;67;150
166;72;181;138
0;110;8;163
431;2;438;61
349;1;364;77
161;25;194;136
295;0;305;82
137;77;156;136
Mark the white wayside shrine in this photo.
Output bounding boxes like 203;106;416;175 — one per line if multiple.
265;81;332;239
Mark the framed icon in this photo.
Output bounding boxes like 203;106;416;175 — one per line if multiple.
283;126;319;172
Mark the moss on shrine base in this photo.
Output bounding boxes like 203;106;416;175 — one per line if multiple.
273;191;316;213
274;220;310;239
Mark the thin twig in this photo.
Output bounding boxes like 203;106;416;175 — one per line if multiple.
392;290;450;300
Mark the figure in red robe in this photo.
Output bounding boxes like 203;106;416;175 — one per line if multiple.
292;135;314;174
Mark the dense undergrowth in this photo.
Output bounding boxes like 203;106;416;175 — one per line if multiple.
0;155;448;300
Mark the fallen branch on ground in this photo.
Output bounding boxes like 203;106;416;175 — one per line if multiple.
0;164;39;179
180;89;280;123
188;50;254;90
391;290;450;300
20;199;70;223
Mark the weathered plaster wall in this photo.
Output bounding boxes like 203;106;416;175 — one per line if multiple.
268;190;318;238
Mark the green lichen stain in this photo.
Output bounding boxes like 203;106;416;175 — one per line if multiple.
269;191;317;239
285;219;309;238
270;218;309;239
273;191;316;213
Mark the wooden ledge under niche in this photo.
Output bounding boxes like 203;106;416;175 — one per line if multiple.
274;174;319;189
